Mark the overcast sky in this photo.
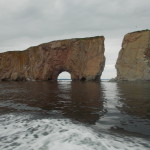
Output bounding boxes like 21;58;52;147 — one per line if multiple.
0;0;150;79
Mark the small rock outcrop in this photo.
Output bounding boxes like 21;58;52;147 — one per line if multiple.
116;30;150;81
0;36;105;81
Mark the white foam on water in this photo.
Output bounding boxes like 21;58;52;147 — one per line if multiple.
0;100;42;111
0;114;149;150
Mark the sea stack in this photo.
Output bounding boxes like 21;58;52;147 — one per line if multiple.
0;36;105;81
116;30;150;81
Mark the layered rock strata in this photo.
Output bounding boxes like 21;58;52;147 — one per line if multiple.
0;36;105;81
116;30;150;81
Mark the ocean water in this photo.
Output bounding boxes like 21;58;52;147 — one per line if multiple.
0;81;150;150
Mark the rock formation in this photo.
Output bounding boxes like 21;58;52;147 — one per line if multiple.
116;30;150;81
0;36;105;81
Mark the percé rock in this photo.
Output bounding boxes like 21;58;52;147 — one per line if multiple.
116;30;150;81
0;36;105;81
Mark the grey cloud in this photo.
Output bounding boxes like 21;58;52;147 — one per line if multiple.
1;0;150;40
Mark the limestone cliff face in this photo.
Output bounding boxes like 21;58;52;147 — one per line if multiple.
116;30;150;81
0;36;105;81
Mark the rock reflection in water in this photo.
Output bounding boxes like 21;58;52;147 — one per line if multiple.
58;81;104;124
0;81;104;124
97;81;150;136
117;82;150;119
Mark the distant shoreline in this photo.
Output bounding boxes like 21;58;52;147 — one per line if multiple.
57;79;110;81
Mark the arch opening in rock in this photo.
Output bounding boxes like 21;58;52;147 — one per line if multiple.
0;36;105;81
57;71;71;80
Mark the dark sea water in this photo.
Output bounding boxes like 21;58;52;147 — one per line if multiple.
0;80;150;150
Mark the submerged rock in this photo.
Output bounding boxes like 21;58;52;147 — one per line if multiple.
116;30;150;81
0;36;105;81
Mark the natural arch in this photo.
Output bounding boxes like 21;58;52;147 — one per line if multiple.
57;71;71;80
0;36;105;81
